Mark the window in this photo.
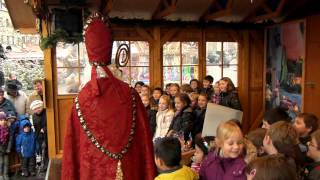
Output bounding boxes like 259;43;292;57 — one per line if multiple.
206;42;238;86
163;42;198;86
111;41;150;86
56;42;87;95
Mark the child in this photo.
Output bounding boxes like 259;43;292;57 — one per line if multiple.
246;128;267;157
191;137;209;174
293;113;319;153
16;120;38;177
218;77;242;110
167;93;193;141
0;112;11;180
263;121;304;171
151;87;163;105
134;81;144;94
200;75;214;99
141;85;150;97
246;154;297;180
189;92;199;110
190;79;200;93
200;120;246;180
169;83;180;109
154;137;199;180
30;100;48;172
192;93;208;139
211;82;220;104
164;83;172;95
305;129;320;180
153;95;174;140
141;95;157;137
262;107;290;129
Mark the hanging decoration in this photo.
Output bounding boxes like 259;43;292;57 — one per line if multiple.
115;44;130;68
40;29;83;50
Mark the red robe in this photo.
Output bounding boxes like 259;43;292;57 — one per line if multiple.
61;74;157;180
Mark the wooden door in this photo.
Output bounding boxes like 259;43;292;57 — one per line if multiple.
304;15;320;118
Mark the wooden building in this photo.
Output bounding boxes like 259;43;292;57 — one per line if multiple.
3;0;320;162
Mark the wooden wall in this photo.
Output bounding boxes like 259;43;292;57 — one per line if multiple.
304;14;320;118
45;24;265;158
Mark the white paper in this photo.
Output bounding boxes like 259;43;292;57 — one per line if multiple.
202;103;243;137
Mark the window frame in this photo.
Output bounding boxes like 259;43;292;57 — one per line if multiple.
162;41;199;85
112;40;150;86
205;41;239;86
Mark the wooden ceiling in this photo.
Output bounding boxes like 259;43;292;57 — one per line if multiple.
5;0;320;33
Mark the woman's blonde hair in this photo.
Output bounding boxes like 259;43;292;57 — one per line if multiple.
159;95;172;110
216;120;243;143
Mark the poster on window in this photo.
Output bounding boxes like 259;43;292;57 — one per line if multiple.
266;21;305;119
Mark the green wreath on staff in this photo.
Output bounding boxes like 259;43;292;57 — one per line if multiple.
40;29;83;50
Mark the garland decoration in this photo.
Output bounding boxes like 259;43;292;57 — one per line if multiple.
40;29;83;50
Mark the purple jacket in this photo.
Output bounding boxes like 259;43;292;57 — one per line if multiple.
199;150;246;180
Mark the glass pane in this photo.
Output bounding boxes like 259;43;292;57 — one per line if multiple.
130;67;150;86
223;65;238;87
206;66;222;83
130;41;149;66
79;42;88;67
206;42;222;65
182;66;198;84
57;68;80;94
163;42;180;66
56;42;79;67
111;41;129;64
163;67;180;85
223;42;238;65
79;67;89;89
182;42;198;65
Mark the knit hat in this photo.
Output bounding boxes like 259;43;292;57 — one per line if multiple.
0;112;6;120
30;100;44;111
6;112;16;120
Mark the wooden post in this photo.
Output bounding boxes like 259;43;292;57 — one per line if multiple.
41;18;58;158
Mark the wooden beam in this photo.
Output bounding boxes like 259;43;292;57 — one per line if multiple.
161;28;179;45
241;0;268;22
135;26;154;42
202;0;234;21
152;0;178;20
249;0;287;22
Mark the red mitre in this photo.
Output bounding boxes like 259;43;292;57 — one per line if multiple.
84;16;112;64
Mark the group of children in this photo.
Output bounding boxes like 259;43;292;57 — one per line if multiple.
135;77;320;180
135;76;241;144
0;99;47;179
153;109;320;180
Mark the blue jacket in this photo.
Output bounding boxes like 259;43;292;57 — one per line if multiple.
15;120;38;158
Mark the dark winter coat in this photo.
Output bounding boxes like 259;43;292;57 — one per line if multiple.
15;120;38;158
146;106;157;137
200;150;246;180
192;108;206;139
168;106;193;140
0;98;17;116
219;91;242;110
200;86;213;99
33;110;47;141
